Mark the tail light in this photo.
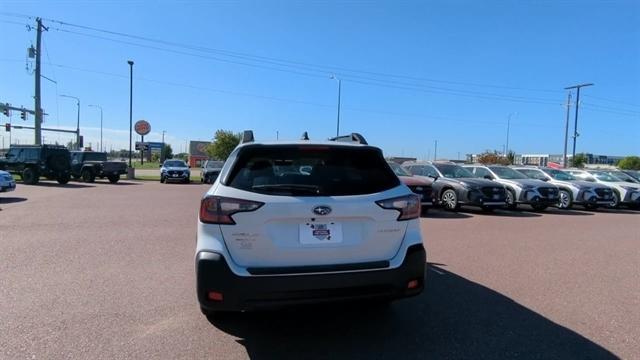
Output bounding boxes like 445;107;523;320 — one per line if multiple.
376;194;421;221
199;196;264;225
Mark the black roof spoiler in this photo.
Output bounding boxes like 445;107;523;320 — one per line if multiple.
241;130;254;144
329;133;368;145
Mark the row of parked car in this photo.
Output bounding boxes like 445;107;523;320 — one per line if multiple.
390;160;640;212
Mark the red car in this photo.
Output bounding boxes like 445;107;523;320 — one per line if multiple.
388;161;434;213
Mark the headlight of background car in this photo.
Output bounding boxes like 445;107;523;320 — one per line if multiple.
621;186;638;191
521;185;535;190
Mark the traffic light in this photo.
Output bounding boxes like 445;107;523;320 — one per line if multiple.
2;108;9;117
5;123;10;132
78;136;84;148
20;111;26;120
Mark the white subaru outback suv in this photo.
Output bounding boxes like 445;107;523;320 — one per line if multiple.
196;132;426;316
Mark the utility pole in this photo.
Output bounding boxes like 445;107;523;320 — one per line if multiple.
34;18;47;145
562;92;572;168
564;83;594;163
433;140;438;161
128;60;134;168
330;75;341;137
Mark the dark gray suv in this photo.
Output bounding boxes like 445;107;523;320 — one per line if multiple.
404;161;506;211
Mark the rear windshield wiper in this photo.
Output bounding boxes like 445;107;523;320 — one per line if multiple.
252;184;321;194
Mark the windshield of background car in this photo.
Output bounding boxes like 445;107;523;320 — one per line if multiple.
609;171;637;182
434;164;474;178
545;169;576;180
206;161;224;168
489;166;528;179
226;145;400;196
591;172;621;182
164;160;187;167
388;162;412;177
518;169;548;180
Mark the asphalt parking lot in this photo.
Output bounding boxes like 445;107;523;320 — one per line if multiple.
1;180;638;359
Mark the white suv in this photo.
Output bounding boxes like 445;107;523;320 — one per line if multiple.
195;132;426;316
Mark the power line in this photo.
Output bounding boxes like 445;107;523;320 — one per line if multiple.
1;12;565;94
46;26;566;106
583;94;640;108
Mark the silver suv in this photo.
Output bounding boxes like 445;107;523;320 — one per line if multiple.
464;165;559;211
195;132;425;317
514;167;613;210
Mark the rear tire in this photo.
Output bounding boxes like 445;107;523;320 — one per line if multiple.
56;174;70;184
107;175;120;184
81;168;95;183
440;189;459;211
22;167;39;185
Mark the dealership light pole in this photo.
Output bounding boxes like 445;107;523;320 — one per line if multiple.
88;104;103;152
330;75;341;137
562;92;572;168
161;130;166;162
60;94;80;149
505;112;516;156
128;60;134;168
564;83;593;164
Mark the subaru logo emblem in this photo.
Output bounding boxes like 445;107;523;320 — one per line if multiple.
313;205;332;216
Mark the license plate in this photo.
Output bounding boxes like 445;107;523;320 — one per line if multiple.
493;194;501;200
299;223;343;245
172;174;178;177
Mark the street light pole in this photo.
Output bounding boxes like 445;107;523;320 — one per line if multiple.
128;60;134;168
330;75;341;137
505;113;516;156
161;130;166;162
88;104;103;152
564;83;594;164
562;92;572;168
60;94;80;149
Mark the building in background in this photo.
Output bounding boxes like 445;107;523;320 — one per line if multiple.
188;141;210;168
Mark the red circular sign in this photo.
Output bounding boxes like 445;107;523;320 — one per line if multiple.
134;120;151;136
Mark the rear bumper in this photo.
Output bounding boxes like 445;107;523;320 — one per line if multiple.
0;182;16;192
196;243;426;312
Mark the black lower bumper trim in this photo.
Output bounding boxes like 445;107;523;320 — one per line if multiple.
196;244;426;312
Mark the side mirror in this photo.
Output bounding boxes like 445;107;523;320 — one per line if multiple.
484;175;493;180
428;175;439;181
159;164;162;168
541;178;549;182
188;165;191;168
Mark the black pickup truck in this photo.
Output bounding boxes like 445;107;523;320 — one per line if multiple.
70;151;128;183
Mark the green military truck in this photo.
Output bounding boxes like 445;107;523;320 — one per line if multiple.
0;145;71;185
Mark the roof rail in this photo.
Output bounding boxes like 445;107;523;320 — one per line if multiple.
329;132;368;145
301;131;309;140
241;130;254;144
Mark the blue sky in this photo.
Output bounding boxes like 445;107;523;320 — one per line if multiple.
1;0;639;158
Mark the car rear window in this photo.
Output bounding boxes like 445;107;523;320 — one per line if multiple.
226;145;400;196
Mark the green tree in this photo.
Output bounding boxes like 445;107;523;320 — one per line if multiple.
571;153;587;168
206;130;241;160
617;156;640;170
161;144;173;161
506;150;516;165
